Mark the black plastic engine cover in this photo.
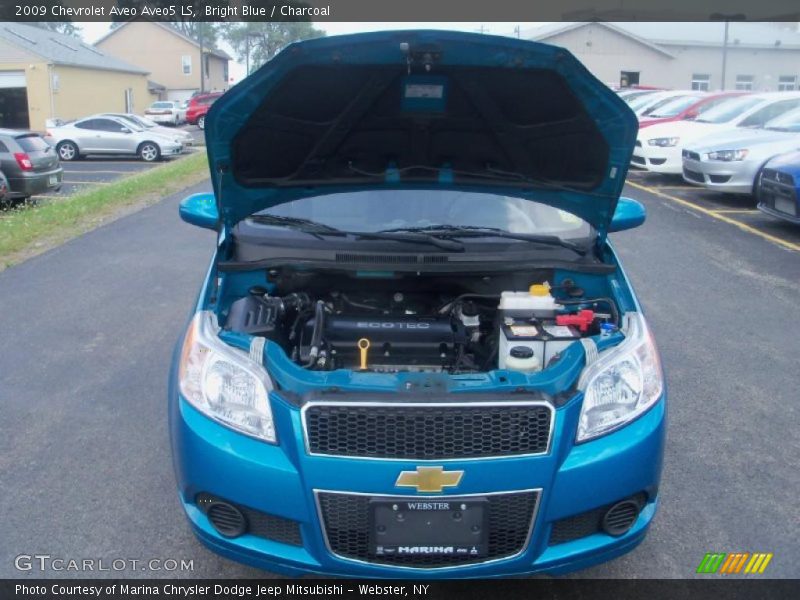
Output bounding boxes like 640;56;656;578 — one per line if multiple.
302;315;467;366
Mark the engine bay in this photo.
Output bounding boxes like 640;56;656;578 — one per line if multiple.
220;269;619;375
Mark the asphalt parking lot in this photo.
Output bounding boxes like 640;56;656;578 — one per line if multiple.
0;171;798;579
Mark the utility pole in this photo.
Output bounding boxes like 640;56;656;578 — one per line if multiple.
199;25;205;94
710;13;746;91
721;21;729;91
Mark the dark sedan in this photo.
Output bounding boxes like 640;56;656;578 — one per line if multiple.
0;129;62;202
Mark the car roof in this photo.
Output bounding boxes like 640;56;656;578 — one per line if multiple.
0;128;38;137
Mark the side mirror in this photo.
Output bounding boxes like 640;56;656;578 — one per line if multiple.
120;127;131;133
684;111;698;121
179;192;219;230
609;197;646;232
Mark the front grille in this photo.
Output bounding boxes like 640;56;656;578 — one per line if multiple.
196;493;302;546
683;168;704;183
241;506;303;546
549;493;646;545
708;174;731;184
549;506;606;545
682;150;701;161
317;491;538;567
762;168;795;186
304;402;552;459
631;155;646;166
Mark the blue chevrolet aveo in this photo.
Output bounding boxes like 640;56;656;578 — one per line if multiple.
170;30;666;577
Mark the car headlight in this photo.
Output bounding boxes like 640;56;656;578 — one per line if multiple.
178;311;277;443
706;149;749;161
647;137;679;147
576;312;663;442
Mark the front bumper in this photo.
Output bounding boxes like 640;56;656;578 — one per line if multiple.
631;141;682;174
7;167;63;198
681;156;759;194
169;384;666;578
162;144;183;157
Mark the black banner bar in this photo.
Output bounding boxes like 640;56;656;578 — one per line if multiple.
1;0;800;22
2;579;800;600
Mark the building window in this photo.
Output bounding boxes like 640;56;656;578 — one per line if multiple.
735;75;754;91
181;55;192;76
778;75;797;91
691;74;710;91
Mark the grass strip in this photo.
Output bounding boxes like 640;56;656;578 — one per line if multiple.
0;152;209;269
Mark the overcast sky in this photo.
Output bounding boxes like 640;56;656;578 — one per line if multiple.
79;22;529;84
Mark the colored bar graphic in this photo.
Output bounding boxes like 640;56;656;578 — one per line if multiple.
697;553;726;573
697;552;773;574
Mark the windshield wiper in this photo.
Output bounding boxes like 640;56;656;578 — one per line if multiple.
248;214;464;251
379;225;588;256
249;214;345;233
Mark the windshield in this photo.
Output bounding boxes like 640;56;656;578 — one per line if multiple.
117;115;147;129
15;134;50;153
152;102;174;109
628;93;664;112
764;107;800;132
694;96;762;123
647;95;702;118
251;190;591;240
621;90;655;103
115;118;144;132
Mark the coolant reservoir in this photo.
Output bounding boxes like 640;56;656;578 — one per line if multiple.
503;346;541;373
498;282;562;318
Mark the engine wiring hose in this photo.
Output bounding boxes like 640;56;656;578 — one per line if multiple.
304;300;327;368
557;297;619;326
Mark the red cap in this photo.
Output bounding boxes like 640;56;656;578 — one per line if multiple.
555;310;595;332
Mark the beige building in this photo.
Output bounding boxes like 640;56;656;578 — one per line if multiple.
96;22;230;102
528;22;800;92
0;22;155;131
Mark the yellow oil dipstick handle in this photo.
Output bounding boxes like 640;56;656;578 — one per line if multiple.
357;338;370;370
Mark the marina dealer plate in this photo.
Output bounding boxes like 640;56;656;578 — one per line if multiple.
369;497;488;558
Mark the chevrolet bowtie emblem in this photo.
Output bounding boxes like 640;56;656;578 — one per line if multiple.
395;466;464;493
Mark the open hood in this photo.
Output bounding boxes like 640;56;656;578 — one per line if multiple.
205;30;637;238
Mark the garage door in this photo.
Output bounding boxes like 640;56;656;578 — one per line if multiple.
0;70;26;88
0;70;29;128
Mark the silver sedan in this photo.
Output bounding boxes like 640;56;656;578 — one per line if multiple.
45;115;182;162
682;107;800;195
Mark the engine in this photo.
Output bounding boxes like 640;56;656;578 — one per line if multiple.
222;280;613;374
299;314;467;371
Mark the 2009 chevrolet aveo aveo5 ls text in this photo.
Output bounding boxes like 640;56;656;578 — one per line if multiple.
169;31;666;578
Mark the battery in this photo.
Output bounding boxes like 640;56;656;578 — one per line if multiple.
498;318;581;369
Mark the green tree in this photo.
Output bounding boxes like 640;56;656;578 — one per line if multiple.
30;22;81;38
223;22;325;75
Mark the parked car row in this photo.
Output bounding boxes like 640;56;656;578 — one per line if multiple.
141;92;224;130
44;113;190;162
619;88;800;224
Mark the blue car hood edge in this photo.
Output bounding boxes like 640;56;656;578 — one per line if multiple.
204;30;638;243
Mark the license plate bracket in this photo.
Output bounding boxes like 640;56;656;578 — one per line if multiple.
369;497;488;558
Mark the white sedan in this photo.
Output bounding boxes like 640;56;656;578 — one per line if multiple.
144;101;184;125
